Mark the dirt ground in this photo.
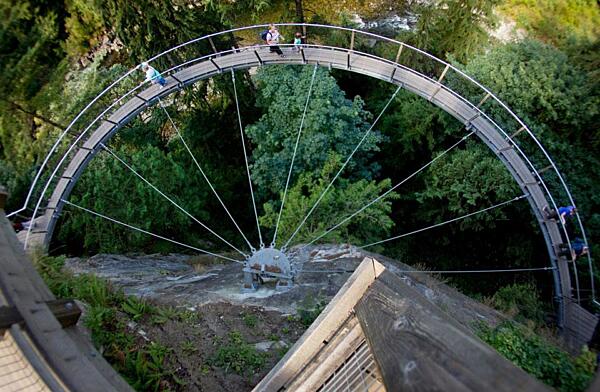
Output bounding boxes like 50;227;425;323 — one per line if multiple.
123;301;307;391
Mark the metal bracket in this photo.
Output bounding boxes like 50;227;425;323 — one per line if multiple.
253;50;263;66
171;74;185;89
210;58;222;73
390;67;397;82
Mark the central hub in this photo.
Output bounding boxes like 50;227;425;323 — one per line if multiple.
242;247;293;292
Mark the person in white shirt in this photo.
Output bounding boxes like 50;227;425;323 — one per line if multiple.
267;26;285;57
140;62;167;88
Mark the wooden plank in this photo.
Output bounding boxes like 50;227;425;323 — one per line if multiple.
9;325;64;391
355;270;551;392
0;212;131;391
564;301;599;351
253;257;385;391
286;316;367;391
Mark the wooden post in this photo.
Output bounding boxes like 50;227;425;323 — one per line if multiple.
395;43;404;64
0;299;82;331
355;270;551;392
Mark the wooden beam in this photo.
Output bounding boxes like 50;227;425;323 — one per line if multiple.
395;43;404;64
437;64;450;83
1;299;81;330
355;270;551;392
253;257;385;391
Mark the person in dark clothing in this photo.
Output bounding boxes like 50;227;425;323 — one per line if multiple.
556;238;589;261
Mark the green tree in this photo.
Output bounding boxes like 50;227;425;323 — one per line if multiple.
460;40;598;145
260;155;398;247
246;65;382;200
413;0;501;63
56;144;213;254
416;143;521;232
497;0;600;47
459;39;600;256
0;0;66;169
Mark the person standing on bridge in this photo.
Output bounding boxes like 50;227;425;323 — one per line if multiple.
267;25;285;57
556;238;588;261
293;32;305;52
140;62;167;88
543;205;576;225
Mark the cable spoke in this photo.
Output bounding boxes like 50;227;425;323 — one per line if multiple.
303;131;475;247
272;64;319;247
299;266;555;274
158;97;255;252
282;84;403;250
361;194;528;248
231;69;263;248
100;143;249;258
61;199;242;263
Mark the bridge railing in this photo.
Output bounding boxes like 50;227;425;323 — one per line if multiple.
12;23;595;307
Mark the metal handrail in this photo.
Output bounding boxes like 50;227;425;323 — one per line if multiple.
15;23;594;304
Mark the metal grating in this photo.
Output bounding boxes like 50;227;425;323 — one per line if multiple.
318;340;385;392
0;330;49;392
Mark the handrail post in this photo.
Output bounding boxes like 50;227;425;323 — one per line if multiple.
395;43;404;64
347;30;355;70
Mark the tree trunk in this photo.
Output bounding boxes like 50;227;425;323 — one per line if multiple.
3;99;66;131
294;0;307;36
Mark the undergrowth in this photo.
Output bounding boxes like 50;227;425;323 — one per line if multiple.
209;331;267;376
35;254;183;391
295;295;328;327
477;321;596;391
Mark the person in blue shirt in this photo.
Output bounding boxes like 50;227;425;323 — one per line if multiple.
140;62;167;88
543;205;576;225
556;238;589;261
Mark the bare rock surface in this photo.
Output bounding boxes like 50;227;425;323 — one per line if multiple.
64;244;503;330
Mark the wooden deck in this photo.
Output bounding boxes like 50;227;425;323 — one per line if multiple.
255;258;551;391
0;192;133;392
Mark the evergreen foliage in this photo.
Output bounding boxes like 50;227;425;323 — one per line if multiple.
246;65;381;199
416;143;521;232
414;0;501;63
260;155;398;247
478;322;596;391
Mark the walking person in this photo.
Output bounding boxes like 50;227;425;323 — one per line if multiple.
267;25;285;57
140;62;167;88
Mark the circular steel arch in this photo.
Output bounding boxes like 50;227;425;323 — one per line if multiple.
15;24;596;342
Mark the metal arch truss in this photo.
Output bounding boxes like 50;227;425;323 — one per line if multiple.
14;24;596;338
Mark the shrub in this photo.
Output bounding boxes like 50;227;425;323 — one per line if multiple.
477;322;595;391
492;282;546;325
209;331;267;375
296;297;328;327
